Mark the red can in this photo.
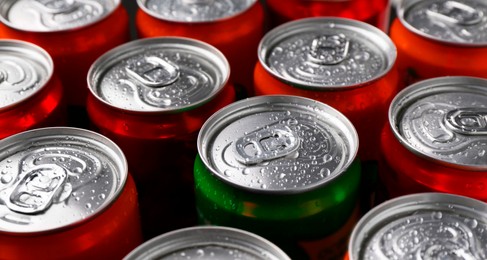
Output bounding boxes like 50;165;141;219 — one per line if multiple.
87;37;235;239
254;17;399;162
266;0;391;31
0;40;65;140
0;127;142;260
390;0;487;85
380;77;487;202
135;0;264;97
0;0;130;108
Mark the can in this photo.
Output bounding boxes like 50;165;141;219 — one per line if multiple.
347;193;487;259
87;36;235;239
254;17;399;163
195;95;361;260
380;76;487;202
124;226;291;260
0;40;65;140
391;0;487;85
0;0;130;111
266;0;391;32
135;0;265;98
0;127;142;260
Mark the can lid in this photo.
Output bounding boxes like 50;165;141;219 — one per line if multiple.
0;40;52;111
0;0;120;32
198;95;358;194
390;76;487;171
0;127;127;234
137;0;257;23
88;37;229;113
124;226;291;260
258;17;396;90
398;0;487;46
349;193;487;260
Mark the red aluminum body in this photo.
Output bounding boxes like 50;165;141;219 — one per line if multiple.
135;1;264;97
266;0;391;31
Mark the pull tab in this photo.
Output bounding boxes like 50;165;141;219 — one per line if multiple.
6;164;67;214
426;1;484;26
307;34;350;65
33;0;80;14
234;125;300;165
126;56;180;88
445;108;487;135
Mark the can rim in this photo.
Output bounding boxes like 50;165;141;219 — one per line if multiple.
258;17;397;90
348;192;487;260
123;226;291;260
0;0;122;33
389;76;487;171
136;0;258;24
197;95;359;194
0;127;128;235
87;36;230;114
397;0;487;47
0;39;54;112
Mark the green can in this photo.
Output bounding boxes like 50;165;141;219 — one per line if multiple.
195;95;361;259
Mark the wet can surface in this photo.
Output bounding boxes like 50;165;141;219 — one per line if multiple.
195;95;361;260
380;76;487;202
254;17;399;162
124;226;291;260
136;0;264;98
0;40;65;140
347;193;487;259
0;127;142;260
391;0;487;85
87;37;235;239
266;0;391;32
0;0;130;110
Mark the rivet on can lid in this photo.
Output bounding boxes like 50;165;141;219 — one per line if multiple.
137;0;258;23
0;0;120;32
398;0;487;46
0;40;52;110
258;17;396;90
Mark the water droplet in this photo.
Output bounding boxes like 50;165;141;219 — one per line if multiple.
323;154;333;163
1;174;12;184
224;170;232;177
468;219;478;229
242;168;250;175
432;211;443;220
85;203;92;209
98;193;106;200
73;167;83;174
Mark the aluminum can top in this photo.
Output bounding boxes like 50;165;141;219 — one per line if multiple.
258;17;396;90
137;0;257;23
0;127;127;234
88;37;229;113
398;0;487;46
348;193;487;260
390;76;487;171
124;226;291;260
0;0;121;32
0;40;53;111
198;95;358;194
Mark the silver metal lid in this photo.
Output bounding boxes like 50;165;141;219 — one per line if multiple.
258;17;396;90
0;127;127;234
198;95;358;194
390;76;487;171
349;193;487;260
88;37;229;113
137;0;257;23
0;40;52;110
398;0;487;46
0;0;120;32
124;226;291;260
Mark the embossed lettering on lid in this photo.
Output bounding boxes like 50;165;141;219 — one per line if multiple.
390;76;487;170
399;0;487;45
0;127;126;233
198;95;358;193
0;40;52;110
0;0;119;32
259;17;396;89
88;37;229;112
137;0;257;22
